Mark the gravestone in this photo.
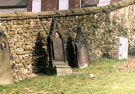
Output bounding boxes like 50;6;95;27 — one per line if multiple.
53;32;65;61
76;27;90;69
0;31;13;85
117;37;128;60
49;19;72;75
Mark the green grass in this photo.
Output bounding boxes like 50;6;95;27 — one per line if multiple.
0;58;135;94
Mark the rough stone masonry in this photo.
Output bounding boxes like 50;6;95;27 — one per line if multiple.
0;0;135;81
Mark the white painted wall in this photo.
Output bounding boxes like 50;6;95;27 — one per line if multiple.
59;0;69;10
32;0;41;12
80;0;82;8
98;0;110;6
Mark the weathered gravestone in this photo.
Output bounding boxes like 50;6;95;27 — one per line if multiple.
0;31;13;85
117;37;128;60
76;27;90;69
53;32;65;61
49;20;72;75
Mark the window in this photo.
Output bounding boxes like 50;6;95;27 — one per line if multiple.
59;0;69;10
99;0;110;5
32;0;41;12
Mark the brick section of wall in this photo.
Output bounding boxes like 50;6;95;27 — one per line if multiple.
41;0;58;11
27;0;32;12
27;0;80;12
26;0;122;12
82;0;98;7
69;0;80;9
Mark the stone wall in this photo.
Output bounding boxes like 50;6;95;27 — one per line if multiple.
0;0;135;81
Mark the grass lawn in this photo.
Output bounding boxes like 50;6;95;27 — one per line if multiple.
1;58;135;94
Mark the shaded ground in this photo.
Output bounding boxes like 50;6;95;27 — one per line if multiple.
115;57;135;70
1;58;135;94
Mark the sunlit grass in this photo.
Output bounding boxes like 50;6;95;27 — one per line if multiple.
1;58;135;94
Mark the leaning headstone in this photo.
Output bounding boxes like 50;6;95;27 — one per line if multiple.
117;37;128;60
49;19;72;75
76;27;90;69
0;31;13;85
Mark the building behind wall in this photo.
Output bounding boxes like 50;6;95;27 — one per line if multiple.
0;0;28;12
28;0;123;12
81;0;123;7
0;0;123;12
27;0;81;12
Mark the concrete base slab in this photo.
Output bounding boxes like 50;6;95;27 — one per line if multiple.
53;61;72;75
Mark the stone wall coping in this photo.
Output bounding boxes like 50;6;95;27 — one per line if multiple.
0;0;134;21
